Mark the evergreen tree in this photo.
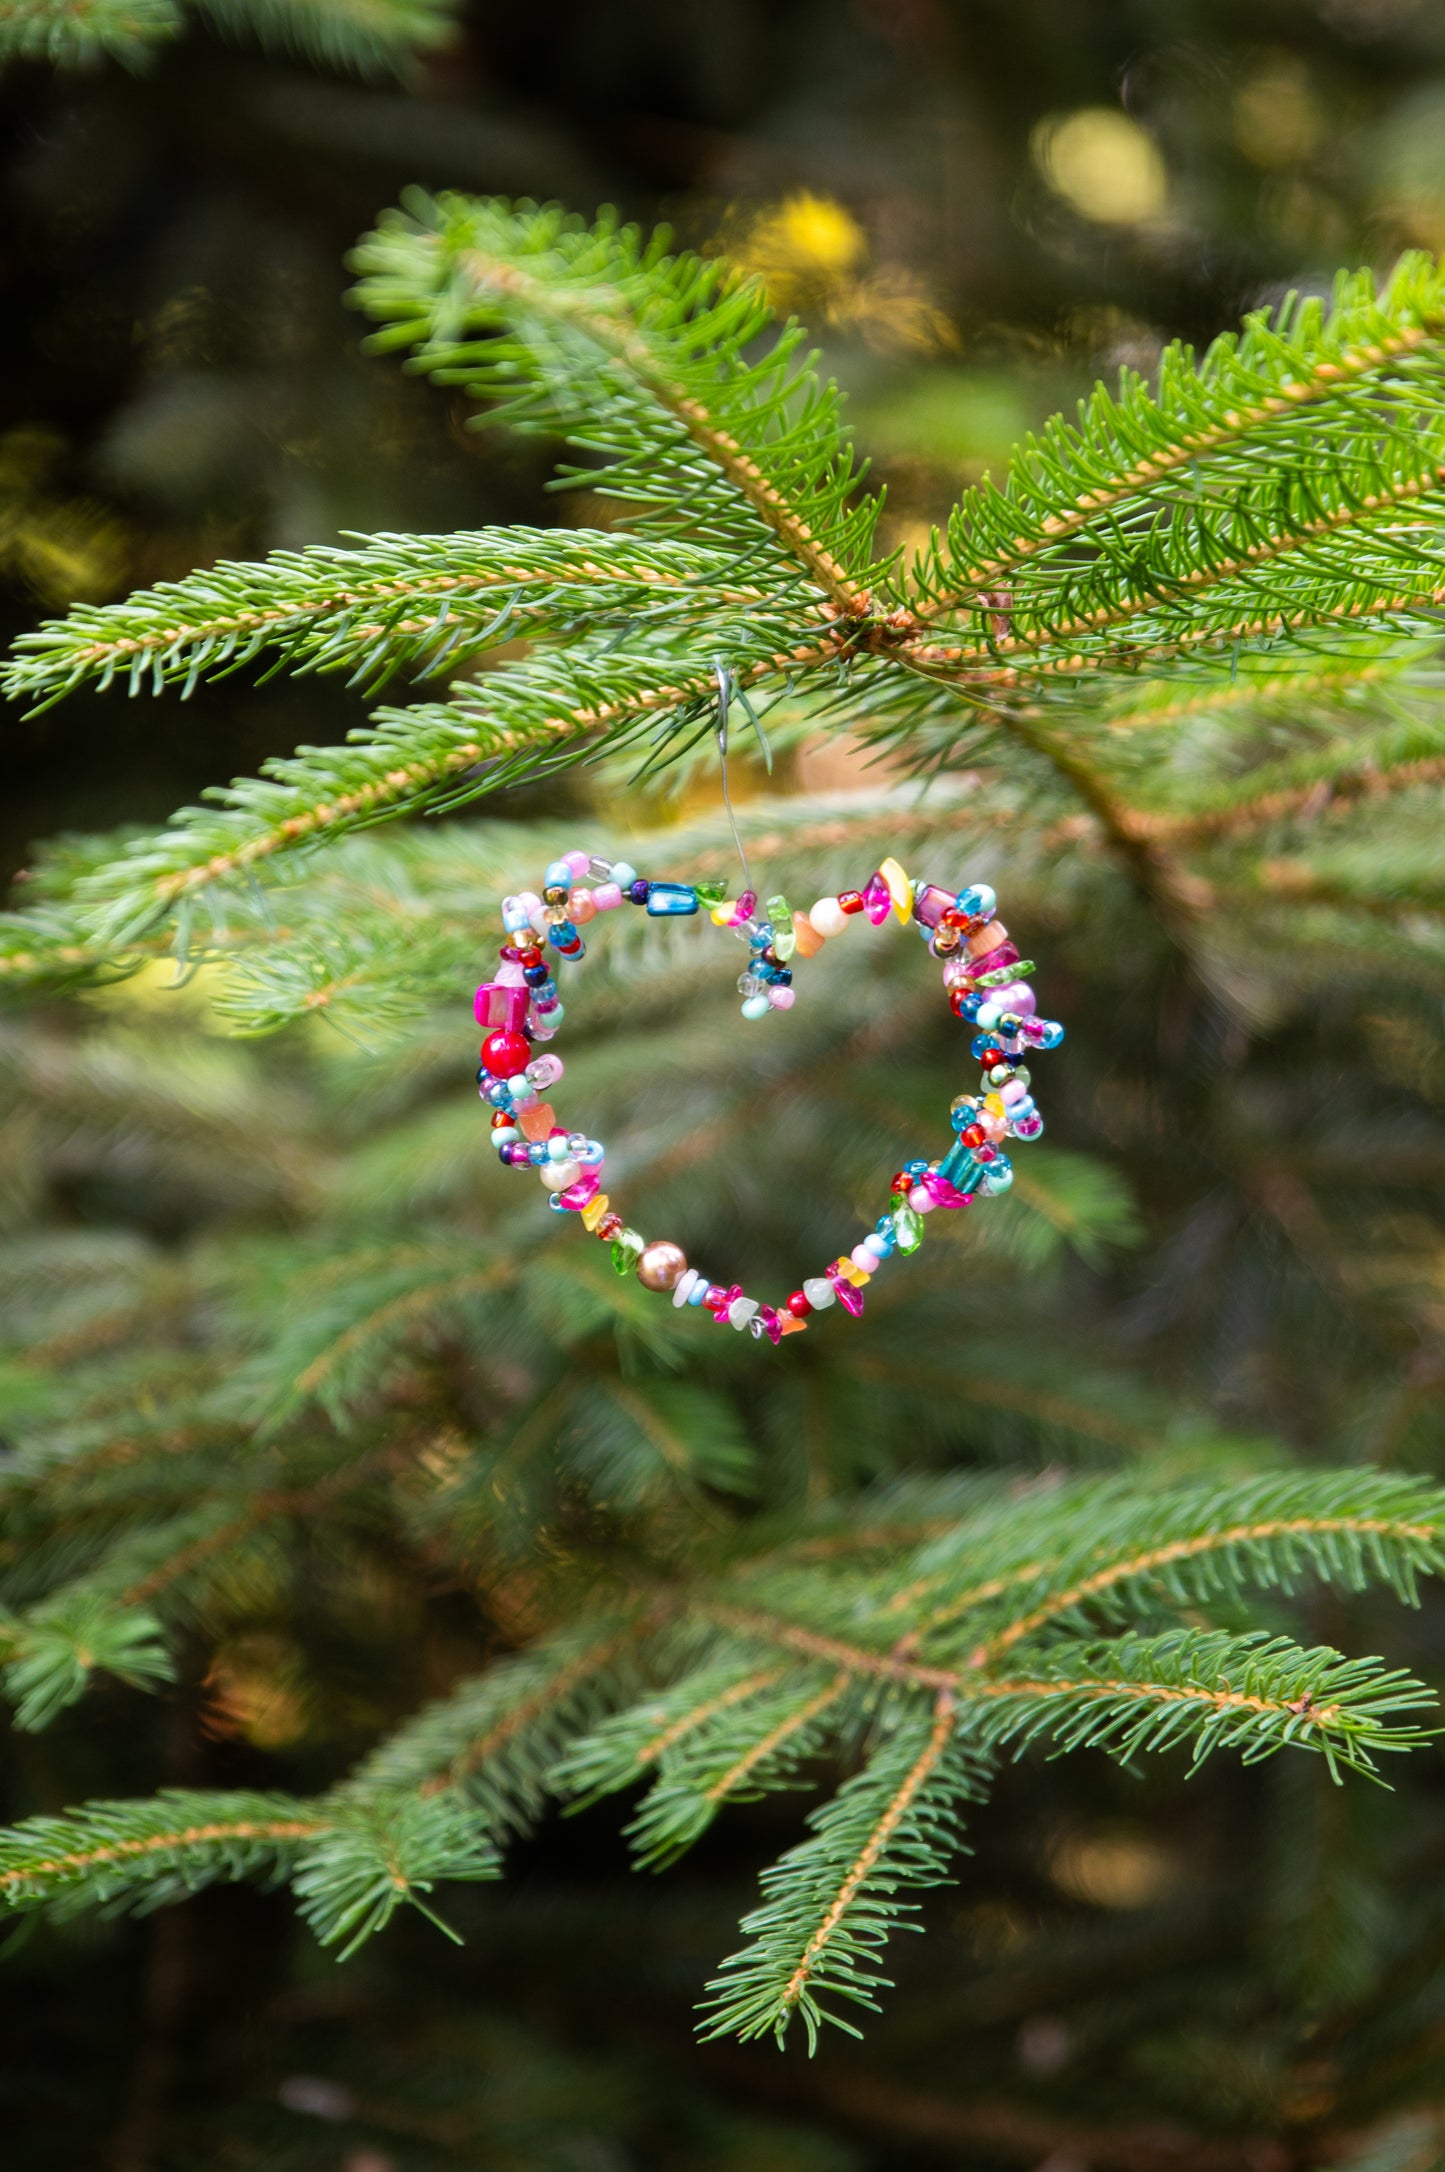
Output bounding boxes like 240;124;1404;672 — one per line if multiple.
6;195;1445;2158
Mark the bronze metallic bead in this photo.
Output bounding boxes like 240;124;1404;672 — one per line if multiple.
636;1239;688;1292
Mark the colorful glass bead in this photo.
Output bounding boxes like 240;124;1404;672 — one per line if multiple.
611;1228;645;1276
861;873;892;926
893;1201;924;1252
581;1193;611;1231
593;883;624;910
878;858;912;922
913;883;954;928
645;881;699;917
559;1172;601;1209
826;1265;865;1316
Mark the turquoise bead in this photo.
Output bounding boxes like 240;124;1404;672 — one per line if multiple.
741;994;770;1020
938;1138;981;1191
645;881;699;917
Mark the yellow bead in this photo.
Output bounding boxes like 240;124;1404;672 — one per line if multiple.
581;1193;611;1231
878;856;912;923
834;1255;870;1287
983;1092;1007;1118
710;899;738;926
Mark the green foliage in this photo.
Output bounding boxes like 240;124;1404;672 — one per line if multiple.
0;0;458;72
6;193;1445;2096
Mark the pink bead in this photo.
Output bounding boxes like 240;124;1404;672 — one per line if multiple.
526;1054;564;1087
494;962;527;987
969;942;1020;977
826;1267;865;1316
850;1244;875;1273
995;981;1036;1015
909;1185;937;1212
593;883;624;910
862;874;892;926
767;985;795;1010
755;1304;783;1345
942;957;973;989
922;1174;971;1209
558;1171;601;1210
564;850;591;877
1001;1080;1027;1105
475;982;529;1030
569;887;597;924
914;884;954;929
729;890;758;926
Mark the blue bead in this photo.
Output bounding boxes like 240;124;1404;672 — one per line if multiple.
485;1081;512;1107
610;861;638;888
1035;1020;1065;1048
903;1157;930;1177
971;1033;1003;1061
955;883;996;923
687;1279;709;1305
548;920;577;948
544;860;572;889
954;992;985;1022
645;881;699;918
531;978;557;1004
526;1142;549;1166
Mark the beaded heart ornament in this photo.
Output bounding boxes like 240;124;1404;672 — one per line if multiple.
474;851;1064;1343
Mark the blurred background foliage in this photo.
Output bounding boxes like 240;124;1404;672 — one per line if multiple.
8;2;1445;2168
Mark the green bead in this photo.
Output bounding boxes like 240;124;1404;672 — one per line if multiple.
892;1201;924;1253
974;958;1036;988
611;1228;645;1276
694;879;728;904
766;895;794;959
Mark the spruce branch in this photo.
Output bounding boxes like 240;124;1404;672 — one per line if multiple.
699;1693;981;2049
2;530;785;714
0;0;182;66
349;192;877;608
964;1630;1437;1781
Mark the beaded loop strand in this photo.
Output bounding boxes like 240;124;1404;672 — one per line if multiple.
474;850;1064;1343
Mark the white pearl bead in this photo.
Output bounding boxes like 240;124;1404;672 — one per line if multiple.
543;1160;580;1189
807;898;849;939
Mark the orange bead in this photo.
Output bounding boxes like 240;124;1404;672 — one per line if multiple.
792;910;826;958
967;919;1009;957
518;1102;557;1140
777;1313;808;1335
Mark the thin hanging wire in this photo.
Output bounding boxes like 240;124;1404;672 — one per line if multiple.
714;659;752;898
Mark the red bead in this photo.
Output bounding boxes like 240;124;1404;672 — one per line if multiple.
786;1290;812;1317
480;1029;532;1077
960;1124;986;1149
838;890;865;915
490;1110;516;1131
889;1170;912;1194
948;989;974;1016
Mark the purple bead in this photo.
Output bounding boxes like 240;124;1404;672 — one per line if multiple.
994;981;1036;1016
912;884;951;928
628;879;650;905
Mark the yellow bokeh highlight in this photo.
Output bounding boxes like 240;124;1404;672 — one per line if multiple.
1233;53;1325;169
1031;108;1169;226
737;191;867;286
724;192;954;357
